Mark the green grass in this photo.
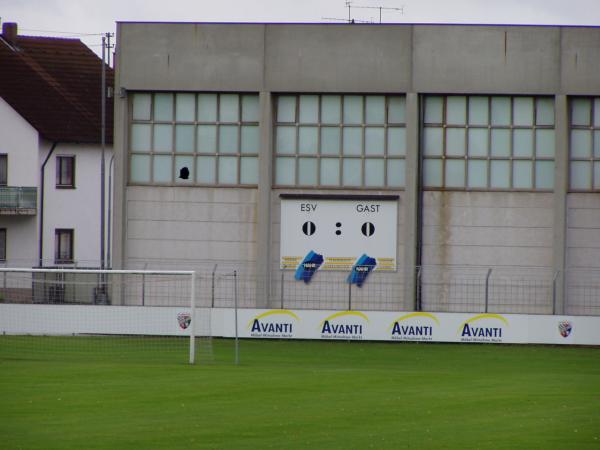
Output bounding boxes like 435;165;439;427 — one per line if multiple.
1;337;599;450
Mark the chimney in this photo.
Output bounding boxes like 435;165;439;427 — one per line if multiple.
2;22;18;46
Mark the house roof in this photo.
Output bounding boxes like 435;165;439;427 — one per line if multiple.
0;24;113;144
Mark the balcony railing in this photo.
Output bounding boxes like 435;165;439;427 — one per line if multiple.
0;187;37;214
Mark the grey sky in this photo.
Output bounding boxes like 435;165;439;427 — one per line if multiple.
2;0;600;57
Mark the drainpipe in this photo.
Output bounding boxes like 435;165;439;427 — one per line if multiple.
39;142;59;267
106;154;115;268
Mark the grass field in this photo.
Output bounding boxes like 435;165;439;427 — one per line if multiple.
1;337;599;450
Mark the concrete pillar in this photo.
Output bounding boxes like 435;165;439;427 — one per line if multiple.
553;95;568;314
403;93;420;311
255;91;273;307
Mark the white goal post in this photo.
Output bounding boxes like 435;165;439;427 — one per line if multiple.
0;267;205;364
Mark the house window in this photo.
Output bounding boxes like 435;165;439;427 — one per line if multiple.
56;156;75;188
422;95;555;190
569;97;600;190
274;94;406;188
0;154;7;186
0;228;6;261
55;229;74;263
129;92;259;185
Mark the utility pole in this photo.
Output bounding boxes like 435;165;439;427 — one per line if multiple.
100;33;106;270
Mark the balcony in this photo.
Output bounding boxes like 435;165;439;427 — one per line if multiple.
0;187;37;215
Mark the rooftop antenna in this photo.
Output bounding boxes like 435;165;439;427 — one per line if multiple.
323;2;404;24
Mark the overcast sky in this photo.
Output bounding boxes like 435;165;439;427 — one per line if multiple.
3;0;600;58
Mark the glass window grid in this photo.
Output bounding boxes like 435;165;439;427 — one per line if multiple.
129;92;259;186
423;95;555;190
569;97;600;191
274;94;406;188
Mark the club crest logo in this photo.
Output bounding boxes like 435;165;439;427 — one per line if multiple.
177;312;191;330
558;320;572;338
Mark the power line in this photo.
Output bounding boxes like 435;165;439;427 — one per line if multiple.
20;28;104;37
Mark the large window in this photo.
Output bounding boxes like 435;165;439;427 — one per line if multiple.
0;154;7;186
129;92;259;185
274;94;406;188
55;229;74;264
570;97;600;190
56;156;75;188
423;95;555;190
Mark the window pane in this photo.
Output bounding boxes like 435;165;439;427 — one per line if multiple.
445;159;465;188
468;96;488;125
154;93;173;121
571;98;591;126
320;158;340;185
321;127;340;155
388;96;405;123
197;125;217;153
219;94;239;122
241;95;259;122
342;159;362;186
240;156;258;184
513;97;534;126
513;160;533;189
132;93;151;121
275;157;295;185
387;127;406;156
594;162;600;189
218;125;239;154
153;124;173;151
241;126;259;154
513;129;533;158
175;156;194;183
130;155;150;182
446;96;466;125
424;159;443;187
298;126;318;155
153;155;172;183
424;127;443;156
535;160;554;189
571;130;592;158
298;157;318;185
175;125;194;153
387;159;405;188
365;159;384;187
198;94;217;122
299;95;319;123
446;128;466;156
595;130;600;157
365;128;385;155
196;156;216;183
468;160;487;188
131;124;151;152
595;99;600;127
490;160;510;189
468;128;488;157
176;93;195;121
365;96;385;124
343;128;362;155
536;97;554;125
321;95;341;124
536;129;555;158
491;97;511;126
343;95;363;124
424;96;443;124
570;161;591;190
491;129;511;157
277;96;296;122
218;156;237;184
276;126;296;155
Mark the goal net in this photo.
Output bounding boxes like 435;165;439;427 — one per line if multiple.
0;268;212;364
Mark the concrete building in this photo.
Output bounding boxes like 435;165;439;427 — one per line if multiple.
112;23;600;315
0;23;114;269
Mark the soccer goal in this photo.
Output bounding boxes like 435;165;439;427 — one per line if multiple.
0;267;211;364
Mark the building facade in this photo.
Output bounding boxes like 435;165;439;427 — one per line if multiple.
112;23;600;314
0;23;114;268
